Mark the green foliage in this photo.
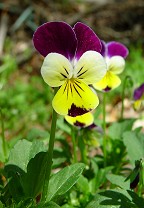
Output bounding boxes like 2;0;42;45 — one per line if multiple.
0;45;144;207
124;46;144;85
123;131;144;166
6;139;47;172
47;163;85;202
21;152;48;198
35;201;61;208
106;174;130;190
85;189;143;208
108;119;135;140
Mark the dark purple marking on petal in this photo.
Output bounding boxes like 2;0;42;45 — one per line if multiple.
33;21;77;60
88;123;98;129
68;103;89;117
88;124;103;133
104;86;111;92
73;22;101;60
74;121;85;127
133;83;144;100
100;40;107;57
107;41;129;58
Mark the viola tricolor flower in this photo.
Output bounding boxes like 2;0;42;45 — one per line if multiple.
133;83;144;110
65;112;94;128
33;22;107;117
93;41;129;91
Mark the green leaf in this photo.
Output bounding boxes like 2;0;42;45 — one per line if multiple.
34;201;60;208
26;128;49;141
6;139;46;172
106;174;130;190
127;190;144;208
21;152;48;198
125;160;141;184
108;119;135;140
123;131;144;166
86;190;136;208
0;137;9;163
47;163;85;201
61;205;74;208
45;201;61;208
4;140;47;202
6;140;32;171
0;201;4;208
5;168;24;202
76;175;90;194
89;166;113;193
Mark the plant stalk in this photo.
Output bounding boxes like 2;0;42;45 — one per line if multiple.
0;108;7;158
103;92;107;167
71;126;77;163
78;129;88;164
41;88;58;202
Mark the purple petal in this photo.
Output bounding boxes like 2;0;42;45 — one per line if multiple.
106;41;129;58
133;83;144;100
100;40;107;57
33;22;77;60
73;22;101;60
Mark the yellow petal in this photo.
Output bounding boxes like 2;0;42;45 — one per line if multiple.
133;100;142;110
41;53;72;87
93;71;121;91
52;79;99;116
107;56;125;74
73;51;107;85
65;112;94;127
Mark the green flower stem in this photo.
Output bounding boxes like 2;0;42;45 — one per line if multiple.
71;126;77;163
0;108;7;158
41;88;58;203
103;92;107;167
138;176;143;197
78;130;88;164
138;162;144;197
120;75;131;120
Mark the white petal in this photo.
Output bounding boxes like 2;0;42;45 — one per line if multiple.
73;51;107;85
107;56;125;74
41;53;72;87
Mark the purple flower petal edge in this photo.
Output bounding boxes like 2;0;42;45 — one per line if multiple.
100;40;107;57
107;41;129;58
133;83;144;100
33;21;77;60
73;22;101;60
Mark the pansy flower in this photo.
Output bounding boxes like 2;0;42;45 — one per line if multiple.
93;41;129;91
33;22;107;116
133;83;144;110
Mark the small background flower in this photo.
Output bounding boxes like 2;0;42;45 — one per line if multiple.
93;41;129;92
133;83;144;110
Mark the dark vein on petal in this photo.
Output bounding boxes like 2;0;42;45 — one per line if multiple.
70;83;73;96
74;82;84;92
75;80;81;84
63;82;68;94
64;67;69;75
77;66;84;74
73;84;82;98
60;73;67;78
67;82;69;99
77;70;87;77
